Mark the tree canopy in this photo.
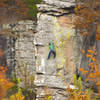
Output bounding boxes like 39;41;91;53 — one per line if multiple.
74;0;100;40
0;0;42;20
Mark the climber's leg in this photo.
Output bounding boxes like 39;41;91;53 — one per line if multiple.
47;50;52;59
53;51;56;59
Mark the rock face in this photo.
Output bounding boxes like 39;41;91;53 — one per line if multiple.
0;0;84;99
13;21;36;83
34;0;82;100
2;20;36;79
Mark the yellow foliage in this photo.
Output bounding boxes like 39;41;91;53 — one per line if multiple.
67;75;93;100
2;99;8;100
9;93;25;100
3;93;25;100
77;5;81;9
87;49;96;54
66;33;70;39
81;49;85;54
67;88;93;100
48;96;52;100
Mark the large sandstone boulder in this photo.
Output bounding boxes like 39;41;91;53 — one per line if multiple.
34;0;83;99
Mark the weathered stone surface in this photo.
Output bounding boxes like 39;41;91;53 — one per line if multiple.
15;41;35;50
14;20;36;76
12;20;36;32
37;4;72;16
36;87;68;100
37;4;59;12
34;74;67;89
37;0;76;16
33;0;83;99
43;0;76;8
34;14;55;45
34;7;77;99
1;20;36;78
15;50;35;58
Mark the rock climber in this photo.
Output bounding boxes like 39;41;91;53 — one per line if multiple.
47;41;56;60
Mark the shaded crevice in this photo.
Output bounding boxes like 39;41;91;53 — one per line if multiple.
61;7;75;12
40;11;74;17
39;6;75;17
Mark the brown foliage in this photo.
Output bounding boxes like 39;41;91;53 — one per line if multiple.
0;49;3;58
0;0;29;22
74;0;100;39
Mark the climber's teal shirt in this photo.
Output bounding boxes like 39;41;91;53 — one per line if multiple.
49;42;54;50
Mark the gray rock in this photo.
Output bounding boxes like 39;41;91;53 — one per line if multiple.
34;14;55;45
34;75;67;89
37;4;71;16
43;0;76;8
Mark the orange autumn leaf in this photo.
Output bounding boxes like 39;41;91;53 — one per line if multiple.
96;81;100;86
91;57;96;62
86;54;93;58
87;49;96;54
98;90;100;95
86;78;90;82
88;73;95;78
94;64;98;71
83;70;88;75
0;66;14;99
94;72;100;76
80;68;84;72
80;68;88;75
96;33;100;40
86;54;96;62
